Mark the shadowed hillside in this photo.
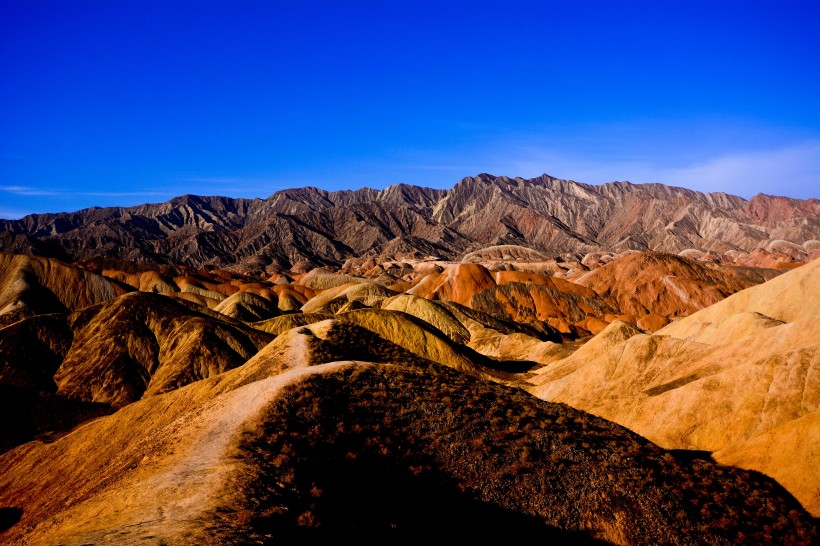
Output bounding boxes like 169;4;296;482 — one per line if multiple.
0;362;814;544
0;253;129;328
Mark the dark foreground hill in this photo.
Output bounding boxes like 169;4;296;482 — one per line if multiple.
1;360;815;544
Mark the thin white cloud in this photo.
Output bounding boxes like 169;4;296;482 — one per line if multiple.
0;185;61;196
0;185;176;199
657;142;820;199
82;191;169;197
451;139;820;200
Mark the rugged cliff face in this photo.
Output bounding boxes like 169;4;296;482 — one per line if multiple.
2;174;817;274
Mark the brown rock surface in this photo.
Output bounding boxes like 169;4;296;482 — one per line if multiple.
405;261;618;335
407;263;496;306
570;252;756;322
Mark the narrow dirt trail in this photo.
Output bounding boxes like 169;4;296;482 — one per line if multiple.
32;361;356;546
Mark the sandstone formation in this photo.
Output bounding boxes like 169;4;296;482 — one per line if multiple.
0;253;128;327
528;258;820;515
212;291;281;322
0;246;817;541
569;252;760;329
53;292;274;407
393;253;759;335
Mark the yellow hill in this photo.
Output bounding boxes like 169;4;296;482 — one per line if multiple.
528;259;820;514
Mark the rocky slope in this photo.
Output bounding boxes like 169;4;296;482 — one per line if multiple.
2;174;817;274
0;253;129;328
567;252;759;330
369;254;765;335
527;258;820;515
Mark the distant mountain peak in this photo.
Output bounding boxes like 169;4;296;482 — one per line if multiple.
1;174;817;274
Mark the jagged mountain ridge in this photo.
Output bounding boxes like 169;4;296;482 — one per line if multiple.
1;174;818;274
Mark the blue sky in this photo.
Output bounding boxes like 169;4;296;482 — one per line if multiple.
1;0;818;218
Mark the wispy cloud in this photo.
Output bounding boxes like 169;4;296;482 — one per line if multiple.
0;185;61;196
416;136;820;200
83;191;169;197
657;142;820;199
1;185;173;198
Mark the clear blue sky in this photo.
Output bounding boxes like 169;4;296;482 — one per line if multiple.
1;0;818;218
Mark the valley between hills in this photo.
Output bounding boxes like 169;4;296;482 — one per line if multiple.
0;176;818;544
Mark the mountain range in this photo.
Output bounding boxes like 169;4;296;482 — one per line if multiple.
1;174;818;274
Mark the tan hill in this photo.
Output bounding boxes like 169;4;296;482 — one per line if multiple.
379;294;565;363
380;294;471;344
528;258;820;514
53;292;274;407
212;291;280;322
299;280;397;314
251;312;334;335
294;267;374;290
333;309;505;378
0;253;128;327
1;359;815;544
